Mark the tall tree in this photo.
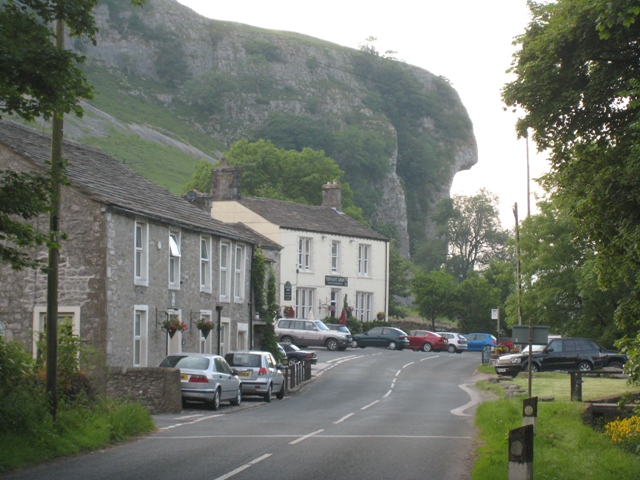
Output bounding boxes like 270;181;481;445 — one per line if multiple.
452;274;500;334
502;0;640;381
388;241;412;318
435;189;509;280
412;269;457;329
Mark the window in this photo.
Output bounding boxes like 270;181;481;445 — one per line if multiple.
298;237;312;271
358;244;370;276
296;288;315;319
234;245;245;301
133;306;148;366
134;221;148;286
331;241;340;273
169;232;181;289
200;236;212;292
32;306;80;358
220;242;230;300
355;292;372;322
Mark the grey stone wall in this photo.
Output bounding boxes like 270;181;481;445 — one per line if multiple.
105;366;181;414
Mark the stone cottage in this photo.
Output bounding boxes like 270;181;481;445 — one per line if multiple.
0;120;259;373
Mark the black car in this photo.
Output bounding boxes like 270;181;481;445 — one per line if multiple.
278;343;318;365
351;327;410;350
495;337;627;376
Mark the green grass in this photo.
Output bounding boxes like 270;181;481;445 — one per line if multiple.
0;399;155;473
473;373;640;479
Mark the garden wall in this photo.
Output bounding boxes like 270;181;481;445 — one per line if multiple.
105;366;181;414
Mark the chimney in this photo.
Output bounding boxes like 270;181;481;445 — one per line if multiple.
211;158;241;201
322;180;342;211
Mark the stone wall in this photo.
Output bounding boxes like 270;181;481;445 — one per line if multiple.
105;366;182;414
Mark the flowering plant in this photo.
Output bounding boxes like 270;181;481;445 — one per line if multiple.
196;318;215;332
346;306;354;313
327;306;335;313
162;319;187;335
283;306;295;318
376;311;385;321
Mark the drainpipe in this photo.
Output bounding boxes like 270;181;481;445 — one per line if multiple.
249;245;255;349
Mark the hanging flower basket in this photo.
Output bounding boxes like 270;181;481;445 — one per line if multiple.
163;319;187;338
283;306;295;318
196;318;215;339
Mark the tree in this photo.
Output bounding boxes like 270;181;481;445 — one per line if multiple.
435;189;509;280
388;241;412;318
502;0;640;379
412;269;457;329
452;274;500;334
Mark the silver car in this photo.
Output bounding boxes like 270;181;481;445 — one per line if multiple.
159;353;242;410
225;350;286;402
437;332;468;353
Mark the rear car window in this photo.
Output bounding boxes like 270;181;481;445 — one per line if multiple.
226;354;262;368
278;320;291;328
160;356;209;370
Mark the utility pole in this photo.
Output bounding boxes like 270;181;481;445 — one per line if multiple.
513;203;522;326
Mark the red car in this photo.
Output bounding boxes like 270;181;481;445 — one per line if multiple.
407;330;448;352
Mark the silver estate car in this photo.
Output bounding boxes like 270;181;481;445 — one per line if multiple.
159;353;242;410
225;350;286;402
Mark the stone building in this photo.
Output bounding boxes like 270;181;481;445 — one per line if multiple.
0;121;259;374
186;161;390;322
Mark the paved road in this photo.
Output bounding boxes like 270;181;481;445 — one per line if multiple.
5;349;484;480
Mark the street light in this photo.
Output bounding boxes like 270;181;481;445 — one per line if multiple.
216;304;223;354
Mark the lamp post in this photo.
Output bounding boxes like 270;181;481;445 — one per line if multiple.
215;304;223;354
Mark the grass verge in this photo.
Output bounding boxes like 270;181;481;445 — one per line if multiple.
0;399;155;473
473;372;640;479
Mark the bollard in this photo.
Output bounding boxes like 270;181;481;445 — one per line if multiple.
570;372;583;401
522;396;538;434
508;424;534;480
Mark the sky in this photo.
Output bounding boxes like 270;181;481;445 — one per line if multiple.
176;0;548;228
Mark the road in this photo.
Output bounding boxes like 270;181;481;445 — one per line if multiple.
6;348;484;480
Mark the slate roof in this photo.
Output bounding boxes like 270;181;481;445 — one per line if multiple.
0;120;254;243
238;196;388;242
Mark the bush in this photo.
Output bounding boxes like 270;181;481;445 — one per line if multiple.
605;416;640;453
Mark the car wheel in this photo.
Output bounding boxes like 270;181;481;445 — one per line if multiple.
210;388;221;411
280;336;293;345
351;340;359;348
231;387;242;406
578;361;592;371
276;382;285;400
388;341;398;350
289;357;300;365
264;383;272;402
447;345;456;354
422;342;433;352
326;338;339;351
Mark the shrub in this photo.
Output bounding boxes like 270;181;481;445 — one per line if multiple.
605;416;640;453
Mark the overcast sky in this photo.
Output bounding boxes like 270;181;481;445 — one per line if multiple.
176;0;547;228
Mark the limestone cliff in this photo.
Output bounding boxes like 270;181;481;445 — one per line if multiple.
64;0;477;259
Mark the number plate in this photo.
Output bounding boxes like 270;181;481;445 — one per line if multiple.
239;371;251;377
496;368;507;373
180;374;188;381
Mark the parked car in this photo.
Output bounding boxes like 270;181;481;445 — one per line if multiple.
407;330;448;352
224;350;286;402
275;318;351;351
437;332;468;353
351;327;410;350
465;333;497;351
327;323;353;342
159;353;242;410
278;342;318;365
494;337;628;376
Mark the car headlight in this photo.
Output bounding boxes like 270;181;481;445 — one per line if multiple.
509;357;522;364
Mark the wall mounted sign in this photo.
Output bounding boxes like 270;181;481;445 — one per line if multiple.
284;281;292;301
325;276;348;287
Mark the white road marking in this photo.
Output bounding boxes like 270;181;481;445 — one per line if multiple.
451;384;482;417
401;362;414;369
214;453;272;480
383;389;392;398
361;400;379;410
289;429;324;445
420;356;439;362
334;413;355;424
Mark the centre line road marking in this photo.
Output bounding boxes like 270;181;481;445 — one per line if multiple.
383;389;392;398
334;413;355;424
289;429;324;445
420;356;438;362
401;362;414;369
214;453;272;480
361;400;379;410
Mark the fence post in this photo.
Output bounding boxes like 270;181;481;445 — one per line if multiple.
570;372;582;402
508;424;534;480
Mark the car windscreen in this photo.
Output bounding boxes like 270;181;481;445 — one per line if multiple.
314;321;329;331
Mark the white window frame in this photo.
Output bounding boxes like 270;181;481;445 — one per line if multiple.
296;288;315;319
298;237;313;271
169;231;181;289
358;244;370;276
220;242;230;301
234;244;245;302
200;236;212;293
32;306;81;358
133;305;149;366
355;292;373;322
167;310;182;354
220;317;231;356
134;221;149;286
331;240;340;273
199;310;213;354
